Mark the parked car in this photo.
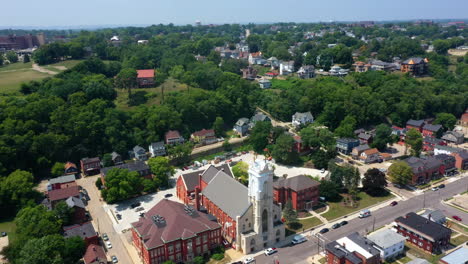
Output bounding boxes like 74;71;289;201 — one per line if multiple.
1;232;7;237
111;255;118;263
431;187;439;191
116;214;122;220
332;223;341;229
102;233;109;241
106;241;112;249
164;193;173;198
130;202;141;208
264;248;277;256
291;235;307;245
340;220;348;226
390;201;398;206
359;209;371;218
453;215;462;221
243;257;255;263
319;228;329;234
438;184;445;188
135;207;144;212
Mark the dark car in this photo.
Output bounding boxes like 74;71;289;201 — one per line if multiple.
130;202;141;208
438;184;445;188
332;223;341;229
319;228;329;234
453;215;462;221
340;220;348;226
1;232;7;237
390;201;398;206
116;214;122;220
164;193;173;198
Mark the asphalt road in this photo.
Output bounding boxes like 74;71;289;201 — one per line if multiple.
253;176;468;264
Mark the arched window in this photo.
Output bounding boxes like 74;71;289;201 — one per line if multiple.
250;239;256;246
262;209;268;233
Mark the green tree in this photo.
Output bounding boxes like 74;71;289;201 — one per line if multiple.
167;143;193;165
434;113;457;131
232;161;249;185
148;156;174;187
0;54;3;66
114;68;137;98
271;134;299;165
405;128;423;157
102;153;113;167
362;168;387;196
334;115;357;138
388;161;413;185
53;201;74;226
23;54;30;63
17;235;65;264
222;139;232;151
101;168;144;203
371;124;392;151
282;199;298;227
6;51;18;63
318;180;340;201
50;162;65;177
249;121;272;153
63;236;86;264
300;125;321;149
15;205;62;241
193;256;205;264
213;117;224;137
0;170;40;220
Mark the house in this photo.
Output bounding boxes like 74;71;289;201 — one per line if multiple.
293;135;310;154
394;212;451;253
111;152;123;165
360;148;380;164
132;145;148;161
248;52;264;65
452;151;468;170
439;247;468;264
165;130;184;145
358;132;373;145
47;186;81;208
273;175;320;210
176;164;233;205
402;156;443;185
379;153;392;161
434;154;457;175
336;138;360;155
354;128;366;136
292;112;314;128
241;66;258;80
351;144;370;158
137;40;149;45
441;131;464;145
434;145;465;156
406;119;425;132
297;65;315;79
353;61;369;72
80;157;101;176
101;161;152;185
110;36;121;46
131;199;222;264
422;124;443;138
329;65;348;76
83;244;107;264
63;222;99;246
48;174;76;191
401;57;428;76
423;137;447;151
191;129;217;145
64;162;79;175
137;69;155;88
420;209;446;225
279;61;294;75
66;196;88;224
367;229;406;261
149;141;166;157
325;232;381;264
250;112;271;128
459;110;468;126
257;78;271;89
267;57;279;68
234;118;250;136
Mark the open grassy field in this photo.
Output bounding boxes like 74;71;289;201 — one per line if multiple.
114;77;190;111
322;192;394;220
0;65;49;95
43;59;84;72
450;234;468;246
0;218;17;243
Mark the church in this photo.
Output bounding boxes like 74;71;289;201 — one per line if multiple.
176;159;285;253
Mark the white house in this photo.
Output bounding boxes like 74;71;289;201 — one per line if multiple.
297;65;315;79
292;112;314;128
367;229;406;261
279;61;295;75
257;78;271;89
149;141;166;157
267;57;279;68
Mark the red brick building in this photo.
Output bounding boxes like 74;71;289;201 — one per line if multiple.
131;199;222;264
422;124;442;138
80;157;101;176
83;244;107;264
165;130;184;145
401;57;429;76
452;151;468;170
137;69;155;88
272;175;320;210
395;212;451;254
48;174;76;191
325;232;381;264
191;129;217;145
406;119;425;132
47;186;81;208
402;156;443;185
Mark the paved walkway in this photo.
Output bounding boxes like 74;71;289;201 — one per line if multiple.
32;63;58;75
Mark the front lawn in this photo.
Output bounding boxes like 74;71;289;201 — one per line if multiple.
405;244;444;264
0;218;17;243
322;191;394;220
450;235;468;246
286;217;322;235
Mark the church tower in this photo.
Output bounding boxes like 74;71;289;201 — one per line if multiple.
248;159;275;240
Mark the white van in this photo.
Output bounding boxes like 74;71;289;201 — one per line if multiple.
359;209;371;218
291;234;307;245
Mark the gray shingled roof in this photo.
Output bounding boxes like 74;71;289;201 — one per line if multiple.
406;119;424;127
202;171;251;219
423;124;442;132
273;175;319;192
395;212;451;241
251;113;270;123
367;229;406;249
353;144;370;152
66;196;85;209
236;118;250;126
49;175;76;185
293;112;313;120
180;164;233;192
101;161;149;178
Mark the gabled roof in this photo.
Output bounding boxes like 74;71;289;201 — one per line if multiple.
133;145;146;154
111;152;121;160
251;113;270;123
420;208;446;223
63;222;97;239
358;133;372;140
150;141;165;149
202;170;250;219
81;157;100;164
422;124;442;132
131;199;220;250
49;175;76;185
402;57;426;65
137;69;155;78
48;186;80;201
353;144;370;152
64;162;77;170
273;175;320;192
180;164;233;192
192;129;215;137
83;245;106;264
293;112;313;120
406;119;425;127
367;229;406;249
165;130;182;139
66;196;85;209
440;247;468;264
235;118;250;126
101;161;150;178
362;148;379;156
395;212;451;241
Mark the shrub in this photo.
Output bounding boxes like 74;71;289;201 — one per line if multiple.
211;253;224;261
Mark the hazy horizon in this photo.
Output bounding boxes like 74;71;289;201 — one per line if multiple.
1;0;467;28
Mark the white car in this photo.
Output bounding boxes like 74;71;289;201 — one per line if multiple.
243;257;255;264
264;248;277;256
431;187;439;191
106;241;112;249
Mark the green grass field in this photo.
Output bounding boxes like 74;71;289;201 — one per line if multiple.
322;192;394;220
0;219;17;243
43;60;84;72
0;68;49;95
450;234;468;246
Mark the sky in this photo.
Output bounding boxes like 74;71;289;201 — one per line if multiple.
1;0;467;28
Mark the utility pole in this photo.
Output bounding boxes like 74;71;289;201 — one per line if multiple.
423;191;426;209
372;217;376;232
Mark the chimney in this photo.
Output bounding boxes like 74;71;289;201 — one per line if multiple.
342;242;346;248
198;173;202;190
195;186;200;211
428;213;431;221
